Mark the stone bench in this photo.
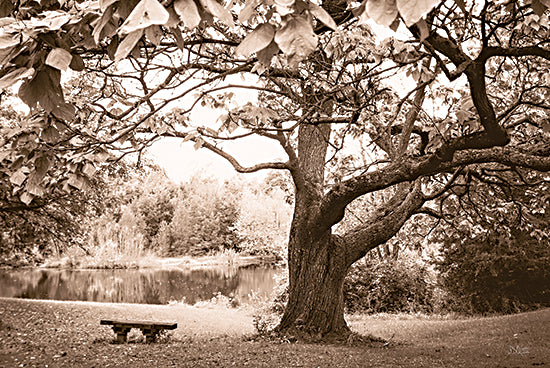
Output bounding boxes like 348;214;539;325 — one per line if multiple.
100;319;177;343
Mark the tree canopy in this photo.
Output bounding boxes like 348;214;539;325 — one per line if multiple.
1;0;549;338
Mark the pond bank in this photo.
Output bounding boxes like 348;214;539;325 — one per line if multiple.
39;253;280;270
1;297;548;367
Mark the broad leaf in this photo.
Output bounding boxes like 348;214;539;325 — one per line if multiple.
235;23;275;58
454;0;467;14
20;192;34;205
119;0;170;35
0;33;19;49
41;11;71;31
174;0;202;29
41;125;61;143
52;102;76;121
238;0;259;23
69;54;85;71
115;29;144;62
274;15;318;66
145;25;163;45
198;0;234;27
0;67;34;90
83;162;97;177
10;170;27;186
45;48;73;71
396;0;440;26
19;68;65;112
256;40;279;66
367;0;398;27
309;3;337;31
100;0;118;11
92;3;115;44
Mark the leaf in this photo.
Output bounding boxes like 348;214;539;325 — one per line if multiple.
92;3;115;44
396;0;440;26
235;23;275;58
198;0;234;27
238;0;258;23
52;102;76;121
170;27;185;49
45;48;73;71
119;0;170;35
454;0;467;14
100;0;118;11
366;0;398;27
20;192;34;205
274;15;318;66
145;24;163;45
0;33;19;49
416;18;429;42
41;125;61;143
19;68;65;112
256;40;279;66
174;0;202;28
115;29;144;62
41;11;71;31
26;182;45;197
274;0;294;16
34;155;51;180
67;173;85;190
10;170;27;186
531;0;548;16
193;137;204;150
309;2;337;30
0;67;34;90
83;162;96;177
69;53;85;71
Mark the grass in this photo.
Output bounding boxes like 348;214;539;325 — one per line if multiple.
1;297;548;368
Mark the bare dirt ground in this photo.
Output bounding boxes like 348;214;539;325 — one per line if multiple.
0;297;548;368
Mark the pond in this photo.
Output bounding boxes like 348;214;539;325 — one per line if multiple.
0;266;280;305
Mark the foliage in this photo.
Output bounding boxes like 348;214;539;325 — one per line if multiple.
152;175;241;256
437;226;550;314
430;165;550;314
235;174;293;259
344;250;436;314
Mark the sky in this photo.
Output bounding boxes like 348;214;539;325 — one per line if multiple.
147;133;287;182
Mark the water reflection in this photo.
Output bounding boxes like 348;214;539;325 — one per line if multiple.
0;266;279;305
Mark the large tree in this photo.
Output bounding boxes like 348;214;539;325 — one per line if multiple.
0;0;549;338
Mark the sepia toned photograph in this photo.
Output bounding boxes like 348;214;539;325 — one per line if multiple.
0;0;549;366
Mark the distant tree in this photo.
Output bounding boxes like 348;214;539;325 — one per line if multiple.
1;0;549;338
153;175;241;255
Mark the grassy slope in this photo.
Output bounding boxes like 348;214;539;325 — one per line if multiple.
0;297;548;368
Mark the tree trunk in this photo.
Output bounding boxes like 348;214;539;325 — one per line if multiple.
277;221;351;338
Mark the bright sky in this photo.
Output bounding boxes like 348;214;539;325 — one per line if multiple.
148;134;286;182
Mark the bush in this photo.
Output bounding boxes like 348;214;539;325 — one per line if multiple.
437;226;550;314
344;250;436;314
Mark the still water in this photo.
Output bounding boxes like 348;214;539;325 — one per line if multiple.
0;266;279;305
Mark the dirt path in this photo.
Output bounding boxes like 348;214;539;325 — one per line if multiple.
1;297;548;367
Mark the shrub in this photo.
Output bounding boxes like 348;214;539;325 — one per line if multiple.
344;249;436;314
436;226;550;314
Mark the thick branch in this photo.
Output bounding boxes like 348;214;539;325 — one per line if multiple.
340;182;425;266
315;143;550;232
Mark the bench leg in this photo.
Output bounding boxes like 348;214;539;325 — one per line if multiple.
112;327;130;343
142;328;160;343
